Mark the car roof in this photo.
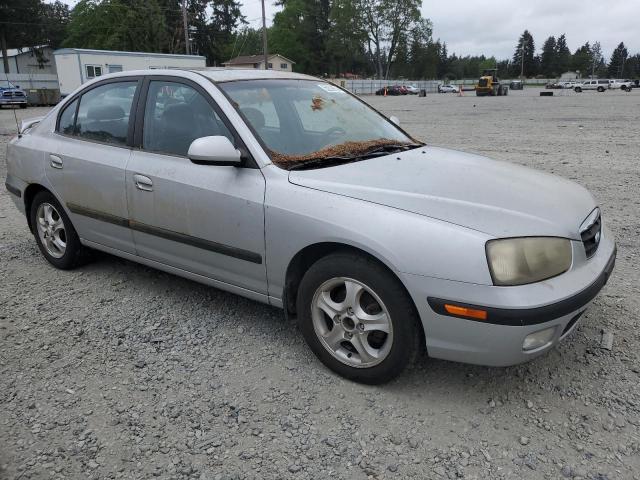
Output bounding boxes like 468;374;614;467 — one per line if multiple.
97;67;318;83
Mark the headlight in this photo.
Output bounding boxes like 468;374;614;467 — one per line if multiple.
486;237;572;286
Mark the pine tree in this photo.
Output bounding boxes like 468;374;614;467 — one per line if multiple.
571;42;591;76
540;36;556;77
554;34;571;75
608;42;628;78
511;30;535;77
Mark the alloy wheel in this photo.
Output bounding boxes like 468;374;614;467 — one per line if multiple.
310;277;393;368
36;203;67;259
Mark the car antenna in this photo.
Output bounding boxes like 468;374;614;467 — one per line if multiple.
5;72;21;137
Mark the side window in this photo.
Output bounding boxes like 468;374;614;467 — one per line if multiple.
86;65;102;79
142;81;233;157
57;98;79;135
75;81;137;146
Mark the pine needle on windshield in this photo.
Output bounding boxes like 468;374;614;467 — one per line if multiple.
270;138;417;166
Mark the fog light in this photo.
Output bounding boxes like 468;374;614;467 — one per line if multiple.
523;327;556;351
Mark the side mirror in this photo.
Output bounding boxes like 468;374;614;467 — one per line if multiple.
188;136;242;166
389;115;400;126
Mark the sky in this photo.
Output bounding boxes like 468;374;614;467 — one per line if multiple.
58;0;639;60
243;0;639;60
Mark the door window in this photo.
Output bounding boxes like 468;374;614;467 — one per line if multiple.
75;81;137;146
57;98;79;135
142;81;233;157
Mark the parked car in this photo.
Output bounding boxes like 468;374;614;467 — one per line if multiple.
609;79;634;91
404;85;420;94
545;82;561;89
375;85;405;96
438;84;459;93
0;82;28;109
5;69;616;383
574;79;609;92
560;81;578;89
509;80;524;90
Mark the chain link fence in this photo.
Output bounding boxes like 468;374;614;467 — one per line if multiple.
329;78;561;95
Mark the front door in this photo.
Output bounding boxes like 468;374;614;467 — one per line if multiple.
126;79;267;294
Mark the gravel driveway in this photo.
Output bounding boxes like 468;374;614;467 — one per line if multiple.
1;88;639;480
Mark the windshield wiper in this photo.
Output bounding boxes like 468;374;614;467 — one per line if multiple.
287;143;423;171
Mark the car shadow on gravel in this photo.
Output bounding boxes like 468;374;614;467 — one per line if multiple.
79;249;582;399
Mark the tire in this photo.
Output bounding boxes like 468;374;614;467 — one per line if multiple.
30;191;84;269
503;87;509;96
597;86;604;92
297;252;421;384
574;87;582;93
20;104;28;109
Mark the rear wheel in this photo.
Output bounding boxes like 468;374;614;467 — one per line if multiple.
574;87;582;93
597;86;605;92
30;191;84;269
297;252;421;384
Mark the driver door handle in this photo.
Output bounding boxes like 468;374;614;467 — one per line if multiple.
133;174;153;192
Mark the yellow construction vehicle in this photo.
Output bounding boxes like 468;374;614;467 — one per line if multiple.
475;69;509;96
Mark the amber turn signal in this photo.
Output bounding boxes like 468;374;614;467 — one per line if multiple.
444;304;488;320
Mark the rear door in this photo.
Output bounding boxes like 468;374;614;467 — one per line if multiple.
53;78;141;253
126;77;267;294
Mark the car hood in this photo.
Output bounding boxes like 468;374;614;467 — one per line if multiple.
288;146;596;239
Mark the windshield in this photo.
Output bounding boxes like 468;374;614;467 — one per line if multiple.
218;79;418;169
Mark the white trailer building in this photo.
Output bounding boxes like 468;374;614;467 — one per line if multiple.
53;48;206;96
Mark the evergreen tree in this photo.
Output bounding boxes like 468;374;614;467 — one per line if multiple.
437;41;448;78
511;30;535;77
608;42;628;78
571;42;591;77
540;36;556;77
554;34;571;75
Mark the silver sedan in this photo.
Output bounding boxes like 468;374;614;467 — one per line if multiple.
5;69;616;383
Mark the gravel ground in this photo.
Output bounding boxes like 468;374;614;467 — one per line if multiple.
1;88;639;480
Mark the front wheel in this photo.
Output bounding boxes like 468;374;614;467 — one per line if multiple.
30;191;84;269
574;87;582;93
297;252;421;384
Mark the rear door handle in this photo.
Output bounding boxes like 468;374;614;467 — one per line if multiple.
50;154;63;169
133;174;153;192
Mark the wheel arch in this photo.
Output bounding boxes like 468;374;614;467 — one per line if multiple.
283;242;423;338
23;183;53;233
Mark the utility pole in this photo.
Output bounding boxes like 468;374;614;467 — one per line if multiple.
261;0;268;70
182;0;190;55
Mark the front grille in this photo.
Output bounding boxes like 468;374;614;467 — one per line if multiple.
478;79;488;87
14;91;24;97
580;210;601;258
2;91;11;97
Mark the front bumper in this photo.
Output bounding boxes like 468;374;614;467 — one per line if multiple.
401;229;616;366
0;99;27;105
